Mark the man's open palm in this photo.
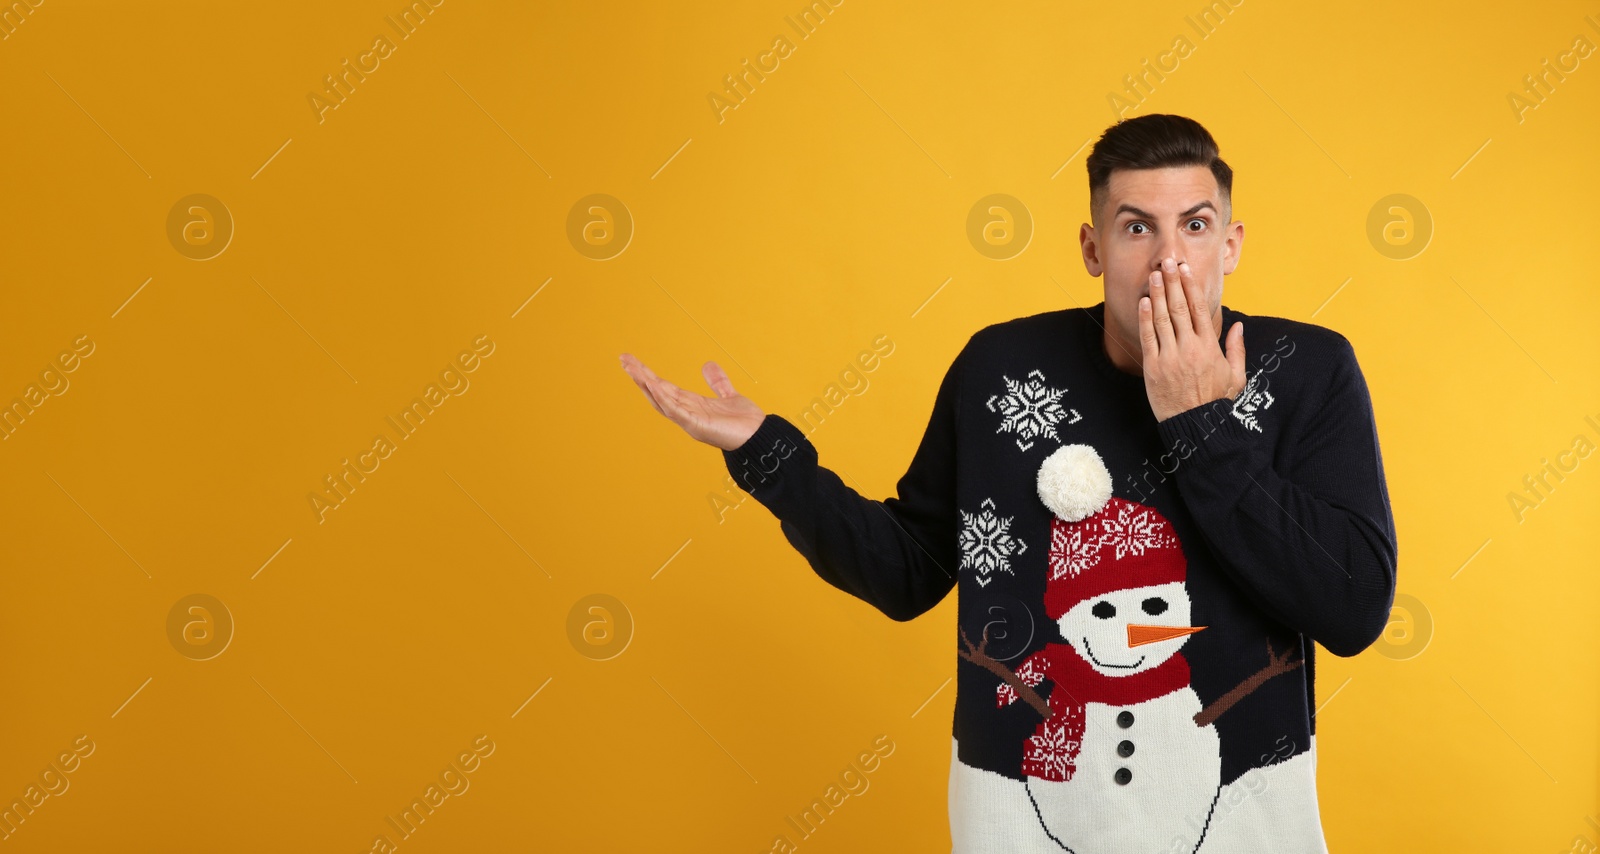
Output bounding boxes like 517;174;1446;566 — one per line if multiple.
619;353;766;451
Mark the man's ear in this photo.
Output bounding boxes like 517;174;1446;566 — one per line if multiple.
1080;222;1104;276
1221;219;1244;275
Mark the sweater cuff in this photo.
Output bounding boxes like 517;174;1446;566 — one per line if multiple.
1155;395;1257;469
722;413;815;496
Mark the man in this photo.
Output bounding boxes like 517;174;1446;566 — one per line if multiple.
619;114;1397;853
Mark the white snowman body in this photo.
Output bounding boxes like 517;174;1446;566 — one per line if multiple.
1026;580;1224;852
1025;686;1222;853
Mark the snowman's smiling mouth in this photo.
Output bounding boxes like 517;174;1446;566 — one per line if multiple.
1082;637;1146;670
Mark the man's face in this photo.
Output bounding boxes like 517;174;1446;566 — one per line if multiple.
1079;165;1244;357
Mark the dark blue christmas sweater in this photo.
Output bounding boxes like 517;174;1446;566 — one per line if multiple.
724;301;1397;853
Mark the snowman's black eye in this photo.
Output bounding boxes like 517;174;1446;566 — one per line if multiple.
1091;601;1116;619
1141;597;1168;615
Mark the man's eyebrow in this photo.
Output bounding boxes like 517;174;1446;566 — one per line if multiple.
1113;200;1218;220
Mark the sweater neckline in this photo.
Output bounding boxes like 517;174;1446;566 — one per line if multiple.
1079;300;1241;392
1081;301;1148;392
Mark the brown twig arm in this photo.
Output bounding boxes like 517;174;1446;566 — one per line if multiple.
958;626;1054;721
1192;639;1305;728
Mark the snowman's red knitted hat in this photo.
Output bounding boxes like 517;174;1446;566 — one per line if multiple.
1035;444;1187;621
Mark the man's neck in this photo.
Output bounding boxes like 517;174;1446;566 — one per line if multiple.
1103;323;1143;376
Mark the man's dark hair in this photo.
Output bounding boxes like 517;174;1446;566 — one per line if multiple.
1086;114;1233;227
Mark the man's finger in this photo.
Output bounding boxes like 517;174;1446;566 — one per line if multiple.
1138;296;1160;359
1150;269;1176;352
621;353;662;386
635;357;664;385
639;362;694;420
1161;258;1190;341
647;375;691;423
1178;261;1211;339
620;354;667;417
1226;321;1247;393
702;361;738;399
635;376;669;418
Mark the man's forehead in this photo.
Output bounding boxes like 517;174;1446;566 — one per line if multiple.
1105;166;1220;214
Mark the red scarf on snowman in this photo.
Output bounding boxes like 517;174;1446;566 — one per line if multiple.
1018;641;1191;781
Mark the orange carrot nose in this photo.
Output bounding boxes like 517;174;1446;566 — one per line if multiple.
1127;624;1206;648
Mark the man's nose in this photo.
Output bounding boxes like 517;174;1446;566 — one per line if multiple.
1151;244;1184;275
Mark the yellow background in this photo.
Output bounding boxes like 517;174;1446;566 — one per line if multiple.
1;0;1597;850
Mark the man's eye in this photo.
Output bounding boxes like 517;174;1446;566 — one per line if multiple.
1187;219;1206;231
1127;223;1148;235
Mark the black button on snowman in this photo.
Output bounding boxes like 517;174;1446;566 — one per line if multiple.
957;443;1307;852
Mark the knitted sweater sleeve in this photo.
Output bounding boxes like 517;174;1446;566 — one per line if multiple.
721;346;966;622
1153;334;1398;657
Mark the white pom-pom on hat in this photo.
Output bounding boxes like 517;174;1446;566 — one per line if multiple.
1036;444;1113;522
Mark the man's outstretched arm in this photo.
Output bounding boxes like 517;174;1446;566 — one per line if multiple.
722;345;967;622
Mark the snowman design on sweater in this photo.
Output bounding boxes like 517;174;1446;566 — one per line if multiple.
958;444;1304;853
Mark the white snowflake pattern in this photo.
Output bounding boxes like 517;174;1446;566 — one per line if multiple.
1022;709;1085;782
1095;501;1179;561
996;654;1048;708
1230;367;1275;433
958;498;1028;587
1047;519;1103;581
986;369;1082;451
